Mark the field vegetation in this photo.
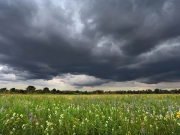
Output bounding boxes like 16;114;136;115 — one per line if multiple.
0;94;180;135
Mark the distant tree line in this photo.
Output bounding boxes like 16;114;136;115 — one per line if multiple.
0;86;180;94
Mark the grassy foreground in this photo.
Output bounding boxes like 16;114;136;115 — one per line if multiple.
0;94;180;135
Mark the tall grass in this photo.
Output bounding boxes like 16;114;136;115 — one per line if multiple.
0;94;180;135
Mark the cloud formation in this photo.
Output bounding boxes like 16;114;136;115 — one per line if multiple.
0;0;180;87
59;74;109;88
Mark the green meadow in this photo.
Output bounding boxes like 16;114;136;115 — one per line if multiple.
0;94;180;135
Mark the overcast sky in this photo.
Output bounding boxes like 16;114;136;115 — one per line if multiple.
0;0;180;90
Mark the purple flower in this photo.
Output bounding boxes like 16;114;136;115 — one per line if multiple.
131;103;135;108
110;100;116;106
1;104;5;113
141;127;145;134
126;106;129;112
29;113;33;121
168;106;173;116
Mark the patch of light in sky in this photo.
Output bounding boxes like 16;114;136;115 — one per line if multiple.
35;0;65;9
0;65;3;70
50;0;65;9
163;0;175;16
72;11;84;33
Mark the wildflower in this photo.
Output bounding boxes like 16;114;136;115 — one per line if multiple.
85;118;89;122
59;119;62;124
60;114;64;118
112;100;117;106
36;122;39;126
48;114;52;119
159;114;163;119
126;107;129;112
1;105;5;113
168;106;173;116
49;122;54;126
54;111;57;115
45;128;48;131
16;117;20;122
126;131;131;135
177;112;180;119
20;114;23;118
22;124;26;129
6;119;10;123
13;112;16;117
165;115;170;119
29;113;33;121
140;127;145;134
46;121;54;126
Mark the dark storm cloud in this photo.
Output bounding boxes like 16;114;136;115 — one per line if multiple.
80;0;180;55
0;0;180;87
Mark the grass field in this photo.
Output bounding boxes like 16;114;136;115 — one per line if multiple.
0;94;180;135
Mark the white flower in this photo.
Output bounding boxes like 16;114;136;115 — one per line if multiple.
13;113;16;117
22;124;26;129
48;114;52;119
36;122;39;126
55;111;57;115
60;114;64;118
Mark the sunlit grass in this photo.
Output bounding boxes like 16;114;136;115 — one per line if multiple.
0;94;180;135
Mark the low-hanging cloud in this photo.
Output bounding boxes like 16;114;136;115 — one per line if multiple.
0;0;180;87
59;74;109;88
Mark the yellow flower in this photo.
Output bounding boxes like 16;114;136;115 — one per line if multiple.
74;118;79;121
165;115;170;119
177;112;180;119
49;122;54;126
16;117;20;122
